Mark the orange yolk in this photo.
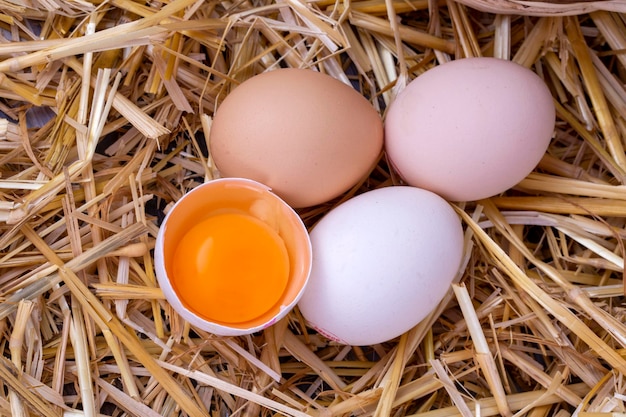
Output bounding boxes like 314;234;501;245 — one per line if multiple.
171;212;290;324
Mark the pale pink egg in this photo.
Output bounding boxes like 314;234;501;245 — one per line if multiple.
385;57;555;202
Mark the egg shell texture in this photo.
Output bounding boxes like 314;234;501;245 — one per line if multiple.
384;57;555;202
297;186;464;346
209;68;384;208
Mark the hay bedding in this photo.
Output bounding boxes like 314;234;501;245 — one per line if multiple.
0;0;626;415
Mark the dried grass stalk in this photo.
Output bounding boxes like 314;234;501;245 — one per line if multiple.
455;0;626;16
453;283;512;417
1;0;626;415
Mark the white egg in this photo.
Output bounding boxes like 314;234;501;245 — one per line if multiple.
298;186;464;346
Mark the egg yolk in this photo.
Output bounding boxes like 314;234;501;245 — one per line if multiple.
171;212;290;324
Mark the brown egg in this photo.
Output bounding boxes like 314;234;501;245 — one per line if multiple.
209;68;383;208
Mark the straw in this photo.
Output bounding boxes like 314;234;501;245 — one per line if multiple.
453;283;512;417
2;0;626;415
454;0;626;15
9;300;34;417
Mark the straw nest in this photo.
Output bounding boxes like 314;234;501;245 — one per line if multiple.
1;0;626;416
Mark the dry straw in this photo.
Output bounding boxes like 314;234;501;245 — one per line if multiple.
0;0;625;415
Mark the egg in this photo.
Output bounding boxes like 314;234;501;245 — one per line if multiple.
154;178;312;336
384;57;555;202
297;186;464;346
209;68;383;208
